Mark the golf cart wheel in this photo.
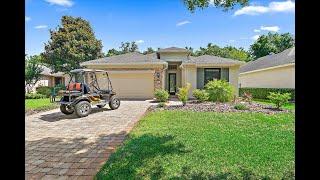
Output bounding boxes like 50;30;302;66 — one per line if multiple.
97;104;106;108
60;104;74;115
109;96;120;110
75;101;92;117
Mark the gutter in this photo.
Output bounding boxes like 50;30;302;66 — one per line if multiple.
81;62;167;66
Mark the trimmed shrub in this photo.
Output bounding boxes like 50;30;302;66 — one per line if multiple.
177;83;191;105
25;93;47;99
267;92;291;110
234;103;249;110
192;89;209;102
205;80;234;102
239;87;295;100
157;102;166;108
36;86;52;97
154;89;169;102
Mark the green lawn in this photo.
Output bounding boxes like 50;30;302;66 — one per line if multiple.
96;111;295;179
253;98;295;110
25;98;59;111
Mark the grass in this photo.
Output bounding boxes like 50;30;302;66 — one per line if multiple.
25;98;59;111
96;111;295;179
253;98;295;110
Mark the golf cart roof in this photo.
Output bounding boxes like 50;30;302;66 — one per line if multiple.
70;69;107;73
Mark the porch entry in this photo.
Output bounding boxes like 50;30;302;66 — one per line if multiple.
168;73;176;95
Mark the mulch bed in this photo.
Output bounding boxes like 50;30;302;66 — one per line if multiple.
149;100;292;115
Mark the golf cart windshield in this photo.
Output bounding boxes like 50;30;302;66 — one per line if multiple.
68;69;112;92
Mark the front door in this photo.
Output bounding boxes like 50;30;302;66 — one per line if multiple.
168;73;176;95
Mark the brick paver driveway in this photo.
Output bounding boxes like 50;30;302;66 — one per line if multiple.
25;100;153;180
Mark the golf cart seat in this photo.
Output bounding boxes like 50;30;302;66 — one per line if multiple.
67;83;91;94
97;90;111;94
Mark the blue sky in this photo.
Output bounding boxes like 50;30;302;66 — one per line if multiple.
25;0;295;55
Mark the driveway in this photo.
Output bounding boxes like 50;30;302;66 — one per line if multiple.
25;100;153;179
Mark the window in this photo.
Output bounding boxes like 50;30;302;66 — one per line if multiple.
168;65;177;70
204;68;221;84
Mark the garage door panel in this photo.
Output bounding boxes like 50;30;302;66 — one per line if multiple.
108;73;154;99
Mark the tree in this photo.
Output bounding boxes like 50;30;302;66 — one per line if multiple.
250;32;295;59
194;43;251;61
143;47;155;55
120;41;139;53
183;0;249;12
25;55;44;93
105;48;122;57
41;16;103;74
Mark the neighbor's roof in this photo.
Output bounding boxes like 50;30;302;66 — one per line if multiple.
157;47;190;53
185;55;245;65
81;52;166;65
239;47;295;73
40;66;64;77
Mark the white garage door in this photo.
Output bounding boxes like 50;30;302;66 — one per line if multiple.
108;71;154;99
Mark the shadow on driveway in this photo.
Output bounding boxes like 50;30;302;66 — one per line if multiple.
39;107;112;122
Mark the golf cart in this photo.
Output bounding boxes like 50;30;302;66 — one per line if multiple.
59;69;120;117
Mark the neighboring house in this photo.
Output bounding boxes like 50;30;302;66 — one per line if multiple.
80;47;244;99
239;47;295;89
26;66;65;93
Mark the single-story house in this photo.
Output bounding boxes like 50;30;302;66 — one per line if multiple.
239;47;295;89
79;47;244;99
26;66;65;93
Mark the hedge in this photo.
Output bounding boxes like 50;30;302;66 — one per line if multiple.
25;93;47;99
239;87;295;100
36;86;52;97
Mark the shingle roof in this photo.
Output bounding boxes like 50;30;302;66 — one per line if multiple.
239;47;295;73
40;66;64;77
81;52;166;65
185;55;244;65
157;47;190;53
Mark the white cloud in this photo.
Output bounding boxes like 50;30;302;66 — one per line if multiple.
234;0;295;16
229;40;236;43
254;29;261;32
260;25;280;32
45;0;74;7
25;16;31;22
176;20;191;26
34;25;48;29
135;40;144;44
251;35;260;40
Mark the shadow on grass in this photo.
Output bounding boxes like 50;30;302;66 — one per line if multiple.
169;166;295;180
96;134;191;179
38;107;112;122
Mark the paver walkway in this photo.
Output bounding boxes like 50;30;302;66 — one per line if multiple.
25;100;153;180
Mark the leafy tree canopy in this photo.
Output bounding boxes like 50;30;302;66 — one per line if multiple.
143;47;155;55
25;55;44;93
250;32;295;59
194;43;251;61
183;0;249;12
41;16;103;74
105;41;139;57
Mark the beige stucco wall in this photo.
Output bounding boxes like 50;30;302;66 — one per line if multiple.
239;64;295;88
181;65;197;97
229;66;240;96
